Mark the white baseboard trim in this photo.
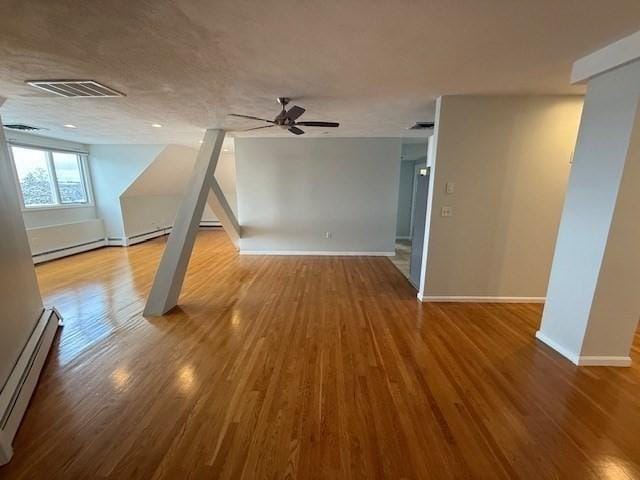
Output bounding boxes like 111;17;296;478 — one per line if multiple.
417;295;545;303
239;250;395;257
396;236;411;240
535;331;632;367
0;308;61;465
32;239;106;264
577;356;632;367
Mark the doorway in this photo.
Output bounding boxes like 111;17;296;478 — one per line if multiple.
409;165;429;287
391;140;430;286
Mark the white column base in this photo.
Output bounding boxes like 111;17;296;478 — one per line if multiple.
535;331;632;367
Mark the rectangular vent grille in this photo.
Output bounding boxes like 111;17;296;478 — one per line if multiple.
3;123;42;132
26;80;125;98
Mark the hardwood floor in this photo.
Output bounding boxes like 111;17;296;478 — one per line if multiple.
390;239;411;281
1;230;639;479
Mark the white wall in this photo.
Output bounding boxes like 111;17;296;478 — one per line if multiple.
22;206;97;229
89;144;165;240
120;195;182;237
119;144;197;240
236;137;402;254
0;109;44;390
214;150;238;217
422;95;583;299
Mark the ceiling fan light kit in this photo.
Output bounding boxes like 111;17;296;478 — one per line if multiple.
229;97;340;135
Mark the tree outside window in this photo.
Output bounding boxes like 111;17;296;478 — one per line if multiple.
10;145;90;208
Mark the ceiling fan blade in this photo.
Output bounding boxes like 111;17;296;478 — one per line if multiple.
295;121;340;127
288;126;305;135
242;125;275;132
228;113;274;123
275;109;287;122
284;106;306;121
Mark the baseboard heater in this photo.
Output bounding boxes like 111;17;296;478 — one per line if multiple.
108;223;222;247
32;223;223;258
0;308;61;465
32;239;106;264
126;226;173;246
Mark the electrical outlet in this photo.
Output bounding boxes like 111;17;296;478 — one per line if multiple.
325;231;332;239
441;206;453;217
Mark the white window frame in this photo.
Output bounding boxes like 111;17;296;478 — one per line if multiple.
7;143;95;211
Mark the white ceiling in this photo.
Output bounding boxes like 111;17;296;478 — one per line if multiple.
0;1;639;146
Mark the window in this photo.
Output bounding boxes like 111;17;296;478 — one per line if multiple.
10;145;90;208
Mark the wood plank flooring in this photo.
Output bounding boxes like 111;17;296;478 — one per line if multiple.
1;230;639;479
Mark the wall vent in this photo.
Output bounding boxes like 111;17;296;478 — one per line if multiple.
26;80;125;98
408;122;434;130
3;123;43;132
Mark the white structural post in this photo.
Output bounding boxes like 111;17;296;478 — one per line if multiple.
537;34;640;366
207;178;241;249
143;129;225;316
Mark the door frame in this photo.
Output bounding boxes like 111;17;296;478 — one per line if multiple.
409;162;428;239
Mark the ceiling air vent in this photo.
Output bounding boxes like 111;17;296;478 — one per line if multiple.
26;80;125;98
409;122;434;130
3;123;43;132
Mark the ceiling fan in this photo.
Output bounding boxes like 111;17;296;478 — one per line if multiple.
228;97;339;135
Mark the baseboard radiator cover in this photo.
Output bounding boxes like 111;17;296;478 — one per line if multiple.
0;308;61;465
125;226;173;246
32;239;106;264
109;223;221;247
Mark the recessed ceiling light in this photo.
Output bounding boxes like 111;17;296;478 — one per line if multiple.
151;123;162;128
64;124;77;129
223;148;229;152
199;140;203;143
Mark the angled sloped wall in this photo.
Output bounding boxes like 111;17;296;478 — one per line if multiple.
89;144;165;242
90;139;237;245
120;144;200;240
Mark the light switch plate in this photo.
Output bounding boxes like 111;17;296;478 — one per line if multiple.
446;182;455;194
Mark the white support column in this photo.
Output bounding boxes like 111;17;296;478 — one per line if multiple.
143;129;225;316
537;41;640;366
207;179;241;249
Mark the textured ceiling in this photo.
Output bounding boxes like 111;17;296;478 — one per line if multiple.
0;0;639;146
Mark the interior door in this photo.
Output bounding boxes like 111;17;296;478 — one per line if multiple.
409;165;429;288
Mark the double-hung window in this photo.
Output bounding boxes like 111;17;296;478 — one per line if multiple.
9;145;92;208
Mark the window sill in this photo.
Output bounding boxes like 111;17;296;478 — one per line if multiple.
22;203;95;213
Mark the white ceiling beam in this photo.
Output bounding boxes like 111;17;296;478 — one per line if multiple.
143;129;225;316
572;30;640;84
